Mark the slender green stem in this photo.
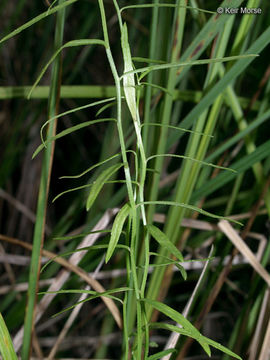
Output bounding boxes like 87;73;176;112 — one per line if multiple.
21;2;66;359
98;1;144;357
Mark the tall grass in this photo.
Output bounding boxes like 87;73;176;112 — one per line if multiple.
0;0;270;359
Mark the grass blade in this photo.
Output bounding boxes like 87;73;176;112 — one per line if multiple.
192;139;270;201
21;2;66;359
0;313;18;360
0;0;78;44
28;39;106;98
170;25;270;145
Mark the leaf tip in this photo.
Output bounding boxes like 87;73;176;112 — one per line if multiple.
105;253;111;264
27;88;34;100
32;150;38;159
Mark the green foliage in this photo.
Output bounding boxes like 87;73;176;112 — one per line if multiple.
106;203;131;263
146;225;184;263
1;0;269;359
0;313;18;360
142;298;212;356
86;163;123;211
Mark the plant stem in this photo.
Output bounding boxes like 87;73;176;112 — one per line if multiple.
21;2;66;359
98;1;144;357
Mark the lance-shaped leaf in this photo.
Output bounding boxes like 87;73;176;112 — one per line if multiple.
106;203;131;263
86;163;123;211
33;118;116;158
203;337;242;360
121;23;137;121
148;322;242;359
141;299;211;356
40;97;116;144
146;224;184;263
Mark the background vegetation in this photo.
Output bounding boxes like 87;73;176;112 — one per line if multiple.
0;0;270;359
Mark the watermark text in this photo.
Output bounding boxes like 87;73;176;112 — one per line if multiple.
217;7;262;15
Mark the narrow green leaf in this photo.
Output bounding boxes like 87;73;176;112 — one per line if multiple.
120;4;215;15
33;118;116;158
146;224;184;263
147;154;236;173
141;122;213;137
39;286;130;297
53;183;94;202
106;203;131;263
170;26;270;145
52;179;138;203
96;100;117;116
146;259;187;281
28;39;106;98
192;140;270;201
0;0;79;44
205;108;270;164
40;97;116;144
141;201;243;226
86;163;123;211
147;349;176;360
0;313;18;360
52;294;123;317
141;299;211;356
143;300;178;324
149;322;192;337
148;322;242;359
132;57;166;64
49;287;133;318
121;23;137;121
60;153;120;179
120;55;258;80
203;336;242;360
139;82;173;97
